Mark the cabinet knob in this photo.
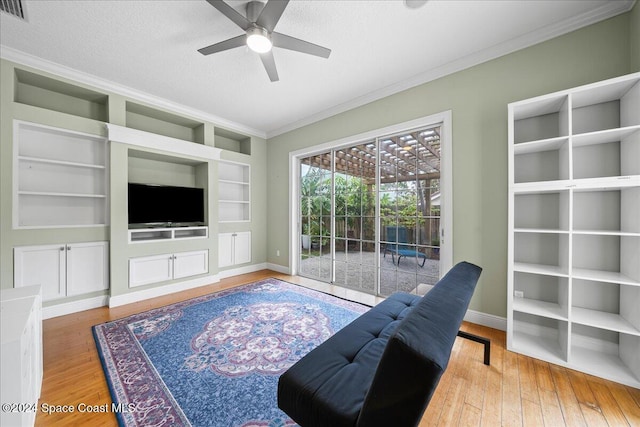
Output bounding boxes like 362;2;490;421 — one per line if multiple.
67;245;71;251
60;247;65;251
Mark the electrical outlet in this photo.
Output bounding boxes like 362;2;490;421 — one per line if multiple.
514;290;524;298
276;249;280;257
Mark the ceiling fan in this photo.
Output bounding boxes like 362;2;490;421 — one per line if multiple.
198;0;331;82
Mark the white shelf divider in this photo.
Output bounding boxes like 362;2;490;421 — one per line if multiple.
18;156;106;169
572;268;640;286
513;298;567;320
513;262;569;277
129;226;208;243
572;307;640;336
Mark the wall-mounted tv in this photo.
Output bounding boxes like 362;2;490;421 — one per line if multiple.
128;183;205;227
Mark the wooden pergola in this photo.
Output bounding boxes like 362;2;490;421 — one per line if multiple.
301;126;441;247
303;127;441;184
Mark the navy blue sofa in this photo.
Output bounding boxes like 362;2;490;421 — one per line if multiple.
278;261;482;427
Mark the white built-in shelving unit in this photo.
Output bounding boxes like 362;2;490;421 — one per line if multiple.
507;72;640;388
13;121;108;228
218;161;250;222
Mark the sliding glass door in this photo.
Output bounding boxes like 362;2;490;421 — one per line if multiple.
299;153;332;283
378;127;441;296
297;124;443;297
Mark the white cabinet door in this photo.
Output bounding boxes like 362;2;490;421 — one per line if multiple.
234;232;252;265
14;244;66;301
129;251;209;287
66;242;109;296
15;242;109;301
218;233;234;268
174;250;208;279
129;254;173;288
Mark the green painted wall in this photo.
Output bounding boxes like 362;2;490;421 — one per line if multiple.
266;13;635;318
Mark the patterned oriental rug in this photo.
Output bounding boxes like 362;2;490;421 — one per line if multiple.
93;279;368;427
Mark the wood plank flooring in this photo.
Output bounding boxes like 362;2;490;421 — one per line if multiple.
34;270;640;426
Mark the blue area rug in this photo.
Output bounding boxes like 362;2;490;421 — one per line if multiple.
93;278;368;427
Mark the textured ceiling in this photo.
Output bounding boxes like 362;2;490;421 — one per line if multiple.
0;0;634;138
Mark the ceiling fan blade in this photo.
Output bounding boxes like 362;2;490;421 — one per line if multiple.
256;0;289;32
198;34;246;55
259;51;279;82
206;0;251;30
272;32;331;58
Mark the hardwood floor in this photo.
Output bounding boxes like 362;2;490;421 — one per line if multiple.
35;270;639;426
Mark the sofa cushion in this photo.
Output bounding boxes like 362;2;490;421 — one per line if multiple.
277;292;419;427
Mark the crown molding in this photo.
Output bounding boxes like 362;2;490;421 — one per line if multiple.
0;45;267;139
265;0;636;139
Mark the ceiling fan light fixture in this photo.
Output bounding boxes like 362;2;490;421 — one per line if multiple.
246;27;272;53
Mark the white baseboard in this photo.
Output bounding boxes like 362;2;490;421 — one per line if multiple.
218;263;269;279
43;295;109;320
42;265;275;317
266;262;291;274
108;274;220;308
464;309;507;331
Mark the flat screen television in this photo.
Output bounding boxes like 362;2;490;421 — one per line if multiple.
128;183;205;227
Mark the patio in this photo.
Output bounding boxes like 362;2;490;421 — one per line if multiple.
299;249;440;297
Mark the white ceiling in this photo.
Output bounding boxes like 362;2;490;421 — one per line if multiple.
0;0;634;138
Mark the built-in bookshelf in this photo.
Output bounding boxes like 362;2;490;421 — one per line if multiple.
14;68;109;122
215;127;251;155
13;121;108;228
125;101;205;144
507;72;640;388
218;161;250;222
